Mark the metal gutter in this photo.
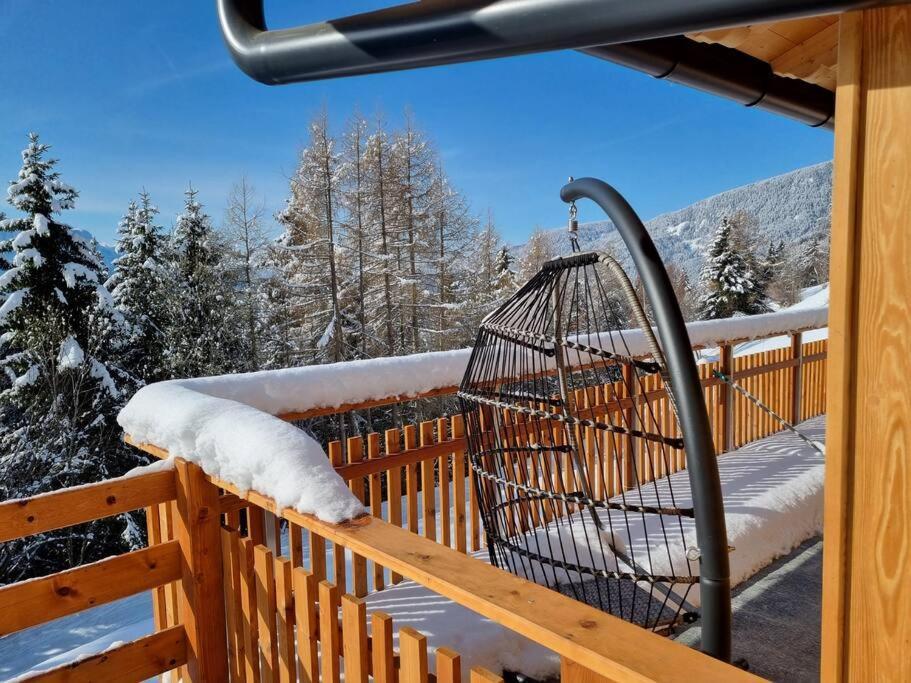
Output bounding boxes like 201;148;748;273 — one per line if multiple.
583;37;835;129
217;0;896;86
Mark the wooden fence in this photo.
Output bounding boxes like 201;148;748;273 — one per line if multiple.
0;467;188;682
1;328;825;683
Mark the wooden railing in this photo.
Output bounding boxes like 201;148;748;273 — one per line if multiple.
1;325;826;683
0;466;190;682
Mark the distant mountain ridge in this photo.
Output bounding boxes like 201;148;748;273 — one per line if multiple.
523;161;832;279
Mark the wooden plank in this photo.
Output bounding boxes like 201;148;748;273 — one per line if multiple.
470;667;505;683
371;612;395;683
309;530;327;583
318;580;341;683
288;521;304;568
438;417;451;547
239;538;261;683
420;421;437;542
277;383;461;422
0;468;176;543
560;658;610;683
161;502;180;630
822;8;911;682
329;441;347;591
820;12;867;683
275;557;296;683
293;568;319;683
222;527;245;683
367;432;385;590
385;429;404;584
174;459;228;683
342;594;369;683
347;437;368;597
436;647;462;683
147;505;168;634
22;624;188;683
0;540;180;637
399;627;428;683
405;425;419;536
452;415;468;554
254;545;279;682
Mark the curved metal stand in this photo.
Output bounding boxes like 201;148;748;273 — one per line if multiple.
560;177;732;662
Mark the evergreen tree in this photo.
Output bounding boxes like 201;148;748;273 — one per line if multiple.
224;178;270;371
276;111;354;365
0;134;141;583
518;227;554;282
798;223;830;288
164;186;240;378
110;191;169;382
699;216;761;319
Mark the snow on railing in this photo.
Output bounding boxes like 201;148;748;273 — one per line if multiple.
118;304;827;524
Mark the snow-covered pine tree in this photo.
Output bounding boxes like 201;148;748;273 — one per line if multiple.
224;178;270;371
425;160;475;351
0;134;142;583
164;186;241;378
110;191;169;382
465;212;514;331
391;113;436;355
699;216;762;319
518;227;554;282
277;111;354;365
339;112;377;361
798;221;830;288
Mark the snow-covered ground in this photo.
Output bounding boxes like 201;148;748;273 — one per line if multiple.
2;416;825;681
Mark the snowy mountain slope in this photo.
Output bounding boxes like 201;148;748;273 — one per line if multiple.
71;229;117;270
523;161;832;279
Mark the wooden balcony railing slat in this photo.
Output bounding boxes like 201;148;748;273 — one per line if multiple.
0;468;176;543
400;626;429;683
343;594;370;683
372;611;396;683
18;624;188;683
253;544;279;680
0;539;181;637
293;567;320;681
319;579;342;683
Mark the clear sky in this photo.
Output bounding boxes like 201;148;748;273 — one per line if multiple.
0;1;833;245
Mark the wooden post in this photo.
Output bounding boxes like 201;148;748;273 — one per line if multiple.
790;332;803;424
719;344;734;453
174;459;229;682
822;8;911;682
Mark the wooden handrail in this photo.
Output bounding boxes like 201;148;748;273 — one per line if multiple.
276;324;827;422
0;540;181;636
20;625;188;682
145;464;762;683
0;468;177;543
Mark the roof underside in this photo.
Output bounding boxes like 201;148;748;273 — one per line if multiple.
689;16;840;91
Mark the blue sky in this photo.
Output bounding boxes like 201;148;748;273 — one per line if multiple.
0;1;833;245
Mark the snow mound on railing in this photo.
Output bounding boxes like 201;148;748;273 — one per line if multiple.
118;384;365;523
117;304;826;524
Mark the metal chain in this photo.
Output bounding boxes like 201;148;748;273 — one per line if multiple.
713;369;825;455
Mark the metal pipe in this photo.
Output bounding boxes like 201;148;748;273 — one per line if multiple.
217;0;898;86
560;177;731;662
583;37;835;129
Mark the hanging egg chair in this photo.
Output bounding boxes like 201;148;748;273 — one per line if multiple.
458;177;731;662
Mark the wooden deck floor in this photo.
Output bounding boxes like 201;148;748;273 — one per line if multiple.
676;537;823;681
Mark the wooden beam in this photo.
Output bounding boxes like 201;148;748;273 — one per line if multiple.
0;540;180;637
174;459;229;682
0;469;176;543
20;625;188;683
822;7;911;681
